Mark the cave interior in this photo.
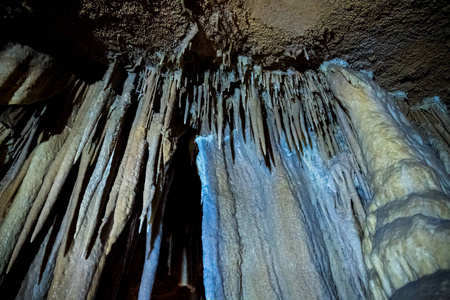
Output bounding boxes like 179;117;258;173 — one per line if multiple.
0;0;449;299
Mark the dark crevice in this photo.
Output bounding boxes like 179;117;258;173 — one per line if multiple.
151;128;205;300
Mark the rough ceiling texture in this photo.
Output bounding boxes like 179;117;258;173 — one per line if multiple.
1;0;449;102
0;2;450;300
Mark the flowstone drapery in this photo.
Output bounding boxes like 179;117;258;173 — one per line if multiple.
0;42;449;299
321;63;450;299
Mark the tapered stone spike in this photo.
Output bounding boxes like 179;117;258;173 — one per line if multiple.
273;106;283;143
3;130;69;275
6;82;98;272
80;150;115;255
75;72;135;247
184;93;191;125
140;113;163;233
232;88;241;133
104;70;155;255
281;105;295;151
0;151;32;223
334;104;366;174
74;97;124;239
0;114;40;201
30;62;117;243
289;113;301;151
217;92;224;149
1;48;449;300
248;79;266;156
66;143;97;238
298;102;309;148
163;75;179;128
197;85;203;121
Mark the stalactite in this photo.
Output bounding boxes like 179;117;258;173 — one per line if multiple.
397;96;450;174
0;39;449;300
321;62;450;299
0;43;75;105
29;62;116;243
104;71;145;256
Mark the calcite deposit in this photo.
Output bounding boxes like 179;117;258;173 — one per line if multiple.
0;1;449;299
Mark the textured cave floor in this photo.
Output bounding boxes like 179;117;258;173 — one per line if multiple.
0;0;449;104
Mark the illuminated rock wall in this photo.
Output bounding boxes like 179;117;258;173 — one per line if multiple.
0;43;449;299
321;63;450;299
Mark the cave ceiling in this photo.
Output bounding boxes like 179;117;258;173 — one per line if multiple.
0;0;449;102
0;1;450;299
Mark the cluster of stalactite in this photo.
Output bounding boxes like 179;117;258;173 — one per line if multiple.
321;63;450;299
0;42;449;300
0;60;186;299
396;95;450;174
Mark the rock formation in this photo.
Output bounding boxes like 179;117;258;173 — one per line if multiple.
0;1;449;299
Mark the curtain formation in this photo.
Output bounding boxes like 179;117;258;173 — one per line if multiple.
0;43;449;299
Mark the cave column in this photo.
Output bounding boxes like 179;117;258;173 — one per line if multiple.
321;63;450;299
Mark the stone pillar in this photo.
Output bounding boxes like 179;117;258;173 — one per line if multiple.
322;63;450;299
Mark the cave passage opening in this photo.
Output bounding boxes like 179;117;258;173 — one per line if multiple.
151;128;205;300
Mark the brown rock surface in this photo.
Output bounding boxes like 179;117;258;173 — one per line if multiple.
0;0;449;103
0;2;449;300
0;43;74;104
